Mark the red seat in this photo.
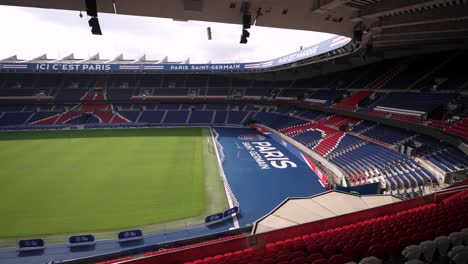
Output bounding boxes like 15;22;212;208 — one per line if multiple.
275;254;289;263
261;258;275;264
357;241;370;257
290;251;306;260
342;244;358;258
307;253;326;263
290;256;307;264
312;259;332;264
398;236;412;250
368;244;385;259
306;243;321;254
329;254;351;264
384;240;400;256
322;244;337;257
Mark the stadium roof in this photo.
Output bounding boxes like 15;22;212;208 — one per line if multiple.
1;0;467;50
0;53;181;65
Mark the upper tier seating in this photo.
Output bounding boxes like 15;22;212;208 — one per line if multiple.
372;92;456;113
106;89;135;100
0;88;41;97
55;89;88;101
380;52;451;90
278;88;307;98
333;90;373;111
157;103;181;110
154;88;188;96
416;52;468;91
306;90;345;106
350;59;402;89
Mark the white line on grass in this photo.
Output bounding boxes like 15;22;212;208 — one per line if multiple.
209;127;240;229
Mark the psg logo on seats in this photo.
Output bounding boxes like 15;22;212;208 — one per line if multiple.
238;134;266;141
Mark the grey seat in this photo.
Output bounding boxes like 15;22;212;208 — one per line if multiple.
450;232;464;247
403;245;422;261
451;247;468;264
448;245;468;259
358;256;383;264
419;240;436;262
435;236;451;256
405;260;425;264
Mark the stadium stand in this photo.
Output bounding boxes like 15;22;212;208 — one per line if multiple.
120;186;467;264
2;2;468;264
333;90;373;111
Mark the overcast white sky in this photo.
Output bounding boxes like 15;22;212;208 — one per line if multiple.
0;5;335;63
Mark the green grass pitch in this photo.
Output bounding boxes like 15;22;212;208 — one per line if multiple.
0;128;220;238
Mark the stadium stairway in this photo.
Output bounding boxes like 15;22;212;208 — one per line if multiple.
333;91;373;111
312;132;345;156
280;122;317;135
366;60;408;90
324;115;345;126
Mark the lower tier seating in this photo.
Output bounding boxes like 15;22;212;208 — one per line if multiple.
183;191;467;264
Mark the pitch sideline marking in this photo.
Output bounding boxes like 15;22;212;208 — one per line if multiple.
209;127;240;229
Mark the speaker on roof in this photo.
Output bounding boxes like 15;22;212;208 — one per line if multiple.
207;26;212;40
88;17;102;35
242;29;250;38
85;0;98;17
240;29;249;44
240;35;248;44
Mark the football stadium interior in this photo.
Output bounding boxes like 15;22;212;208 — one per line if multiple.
0;1;467;264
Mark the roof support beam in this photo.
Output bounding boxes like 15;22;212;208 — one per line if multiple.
373;31;468;46
379;21;468;36
311;0;353;14
359;0;451;19
377;4;468;29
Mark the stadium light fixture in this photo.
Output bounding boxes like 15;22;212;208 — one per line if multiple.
207;27;212;40
85;0;102;35
240;29;249;44
240;35;248;44
88;17;102;35
240;1;251;44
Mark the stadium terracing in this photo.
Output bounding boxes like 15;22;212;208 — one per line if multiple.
0;0;467;264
